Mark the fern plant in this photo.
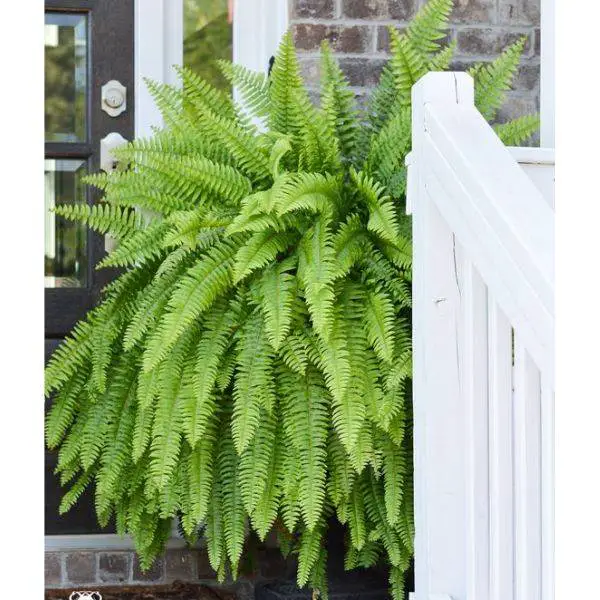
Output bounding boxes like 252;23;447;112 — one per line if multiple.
45;1;537;598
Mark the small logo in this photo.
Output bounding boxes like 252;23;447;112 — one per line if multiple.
69;593;102;600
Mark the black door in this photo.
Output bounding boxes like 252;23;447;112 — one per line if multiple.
45;0;134;535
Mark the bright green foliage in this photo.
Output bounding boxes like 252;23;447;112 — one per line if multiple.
470;36;527;121
494;113;541;146
45;2;536;598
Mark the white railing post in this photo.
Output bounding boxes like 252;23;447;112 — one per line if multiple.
410;72;475;600
410;71;554;600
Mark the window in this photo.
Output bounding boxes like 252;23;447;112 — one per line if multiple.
184;0;233;92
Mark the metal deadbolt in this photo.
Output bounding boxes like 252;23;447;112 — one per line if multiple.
101;80;127;116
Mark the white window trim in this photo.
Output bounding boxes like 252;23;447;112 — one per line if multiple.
540;0;555;148
45;0;288;553
233;0;289;79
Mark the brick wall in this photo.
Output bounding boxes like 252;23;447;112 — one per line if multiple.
45;547;292;596
290;0;540;122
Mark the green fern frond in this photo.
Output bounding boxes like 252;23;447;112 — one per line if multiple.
352;170;401;245
298;215;336;340
148;332;196;491
98;220;170;269
251;438;281;539
59;470;95;515
143;239;241;371
269;31;312;138
407;0;453;56
45;321;93;396
327;432;356;516
46;366;88;449
233;230;296;283
365;108;411;198
428;39;457;71
219;60;271;119
378;434;407;526
205;470;224;572
278;332;309;375
362;470;403;567
320;41;360;162
185;301;236;445
186;414;218;527
175;64;235;120
123;252;198;352
331;215;370;280
364;289;396;364
472;37;526;120
280;366;329;530
494;113;541;146
53;203;144;239
260;259;297;350
232;313;274;454
218;427;246;575
297;518;327;587
387;28;427;107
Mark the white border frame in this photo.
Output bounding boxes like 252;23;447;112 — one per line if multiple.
45;0;288;553
233;0;289;77
540;0;555;148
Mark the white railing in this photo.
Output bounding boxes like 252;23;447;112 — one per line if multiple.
408;72;554;600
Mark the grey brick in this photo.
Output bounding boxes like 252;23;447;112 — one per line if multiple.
45;552;62;586
451;0;495;24
233;579;255;600
498;0;540;26
512;62;540;92
343;0;416;21
132;554;165;583
165;549;196;582
496;92;538;122
293;23;374;53
339;57;387;87
376;25;407;52
298;57;322;87
388;0;418;20
65;552;95;585
197;550;218;580
292;0;335;18
98;552;130;584
456;28;531;57
257;548;295;580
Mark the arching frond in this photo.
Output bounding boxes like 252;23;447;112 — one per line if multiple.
472;37;526;121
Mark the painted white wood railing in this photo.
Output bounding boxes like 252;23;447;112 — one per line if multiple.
407;72;554;600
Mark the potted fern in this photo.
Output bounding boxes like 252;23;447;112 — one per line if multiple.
45;0;538;597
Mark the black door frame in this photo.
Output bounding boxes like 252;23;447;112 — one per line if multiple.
45;0;134;536
45;0;135;338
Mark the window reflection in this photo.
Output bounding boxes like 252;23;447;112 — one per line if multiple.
184;0;233;92
45;13;87;142
45;159;87;288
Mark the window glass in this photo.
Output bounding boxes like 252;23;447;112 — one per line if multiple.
44;159;88;288
183;0;233;92
45;12;87;142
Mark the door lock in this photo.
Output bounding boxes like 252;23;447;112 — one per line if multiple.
101;80;127;116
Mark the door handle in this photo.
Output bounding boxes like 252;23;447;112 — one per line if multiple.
100;132;128;172
99;132;129;253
